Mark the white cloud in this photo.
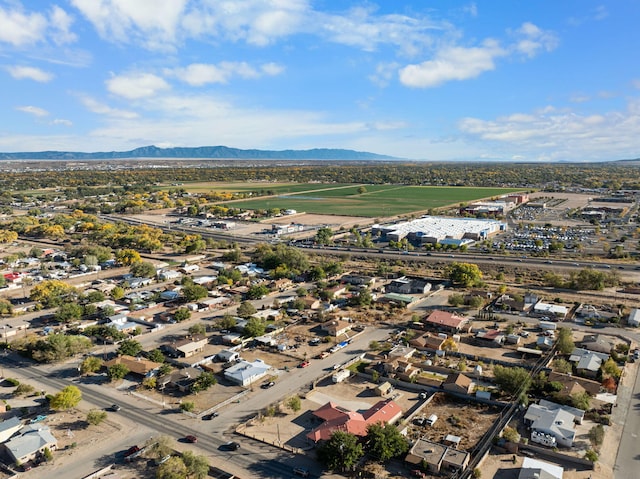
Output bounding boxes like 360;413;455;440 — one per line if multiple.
71;0;188;50
7;65;54;82
106;72;170;99
0;5;47;46
167;61;284;86
49;5;77;45
458;99;640;161
399;39;506;88
51;118;73;126
16;105;49;117
512;22;558;58
78;94;139;119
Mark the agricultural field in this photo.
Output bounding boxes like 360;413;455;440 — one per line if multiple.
219;184;525;217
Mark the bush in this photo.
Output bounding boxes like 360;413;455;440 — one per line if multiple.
473;468;482;478
180;401;195;412
87;409;107;426
585;449;599;462
5;378;20;387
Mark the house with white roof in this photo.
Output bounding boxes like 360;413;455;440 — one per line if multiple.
4;424;57;464
224;359;271;386
518;457;563;479
628;308;640;327
533;302;568;319
569;348;610;378
524;400;584;447
0;416;23;443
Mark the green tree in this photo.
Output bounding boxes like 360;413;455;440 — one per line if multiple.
365;423;409;462
110;286;125;300
43;447;53;462
181;450;209;479
244;317;266;338
217;314;237;330
247;284;270;300
147;349;165;363
551;358;572;374
601;358;622;379
87;409;107;426
317;431;364;472
501;426;521;443
115;248;141;266
180;401;195;412
130;261;157;278
447;262;483;287
188;323;206;335
55;302;84;323
182;283;208;302
588;424;605;449
50;385;82;410
556;327;575;355
493;365;532;398
448;293;465;307
107;363;130;381
287;395;301;412
315;227;334;245
117;339;143;357
584;450;598;462
571;391;591;411
156;456;188;479
237;301;257;318
80;356;103;375
174;307;192;322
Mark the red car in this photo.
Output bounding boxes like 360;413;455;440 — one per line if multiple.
299;361;310;368
185;435;197;443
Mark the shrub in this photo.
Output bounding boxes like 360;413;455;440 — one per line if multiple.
87;409;107;426
585;449;599;462
5;378;20;387
180;401;195;412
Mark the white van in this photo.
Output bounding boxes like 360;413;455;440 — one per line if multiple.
426;414;438;426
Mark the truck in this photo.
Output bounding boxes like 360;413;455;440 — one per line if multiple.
539;321;557;331
332;369;351;383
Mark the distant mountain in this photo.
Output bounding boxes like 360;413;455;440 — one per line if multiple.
0;145;398;161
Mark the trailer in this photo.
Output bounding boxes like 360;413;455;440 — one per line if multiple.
332;369;351;383
539;321;557;331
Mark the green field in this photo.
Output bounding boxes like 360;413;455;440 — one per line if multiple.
222;184;525;217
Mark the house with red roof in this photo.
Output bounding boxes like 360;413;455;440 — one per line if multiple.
3;272;22;284
306;399;402;443
423;310;469;333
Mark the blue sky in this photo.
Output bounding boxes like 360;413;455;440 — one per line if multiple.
1;1;639;162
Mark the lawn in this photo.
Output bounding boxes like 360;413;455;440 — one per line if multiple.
223;184;524;217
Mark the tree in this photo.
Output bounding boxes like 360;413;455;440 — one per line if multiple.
50;385;82;410
501;426;521;443
181;450;209;479
588;424;605;449
571;391;591;411
107;363;130;381
115;248;141;266
118;339;143;357
244;317;266;338
315;227;334;245
182;283;208;302
448;293;465;307
147;349;165;363
87;409;107;426
287;395;301;412
584;450;598;462
188;323;206;335
247;284;270;300
190;372;217;393
130;261;156;278
156;456;188;479
357;186;367;194
80;356;103;375
180;401;195;412
174;307;191;322
556;327;575;355
601;358;622;379
550;358;572;374
110;286;125;300
43;447;53;462
493;365;532;397
54;302;84;323
30;280;78;308
217;314;237;330
237;301;257;319
317;431;364;472
365;423;409;462
447;262;483;287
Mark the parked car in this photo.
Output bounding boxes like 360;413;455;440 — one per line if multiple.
293;467;310;477
299;361;310;368
261;381;276;389
185;435;197;443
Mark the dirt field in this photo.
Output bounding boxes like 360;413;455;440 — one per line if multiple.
407;392;502;451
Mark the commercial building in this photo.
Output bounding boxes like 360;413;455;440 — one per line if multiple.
373;216;506;244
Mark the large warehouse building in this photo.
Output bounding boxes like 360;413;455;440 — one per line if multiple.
373;216;507;244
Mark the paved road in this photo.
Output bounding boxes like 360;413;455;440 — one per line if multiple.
615;358;640;479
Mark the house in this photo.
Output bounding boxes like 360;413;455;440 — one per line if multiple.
494;294;526;312
270;278;293;291
157;367;203;392
341;274;376;287
157;269;181;281
405;437;470;474
224;359;270;386
386;276;431;295
301;296;321;310
533;302;568;319
307;399;402;443
321;320;352;337
628;308;640;327
580;334;616;355
518;457;563;479
104;355;162;377
0;417;23;443
375;381;394;397
442;373;473;395
251;309;282;321
536;336;555;350
379;293;415;305
388;345;416;359
524;401;584;447
569;348;609;378
409;334;446;351
129;277;154;289
168;335;208;358
547;372;601;397
159;290;180;302
4;424;57;464
108;313;138;334
325;284;348;299
423;310;468;333
474;329;505;347
215;349;241;363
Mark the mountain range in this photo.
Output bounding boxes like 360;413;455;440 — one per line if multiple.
0;145;398;161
